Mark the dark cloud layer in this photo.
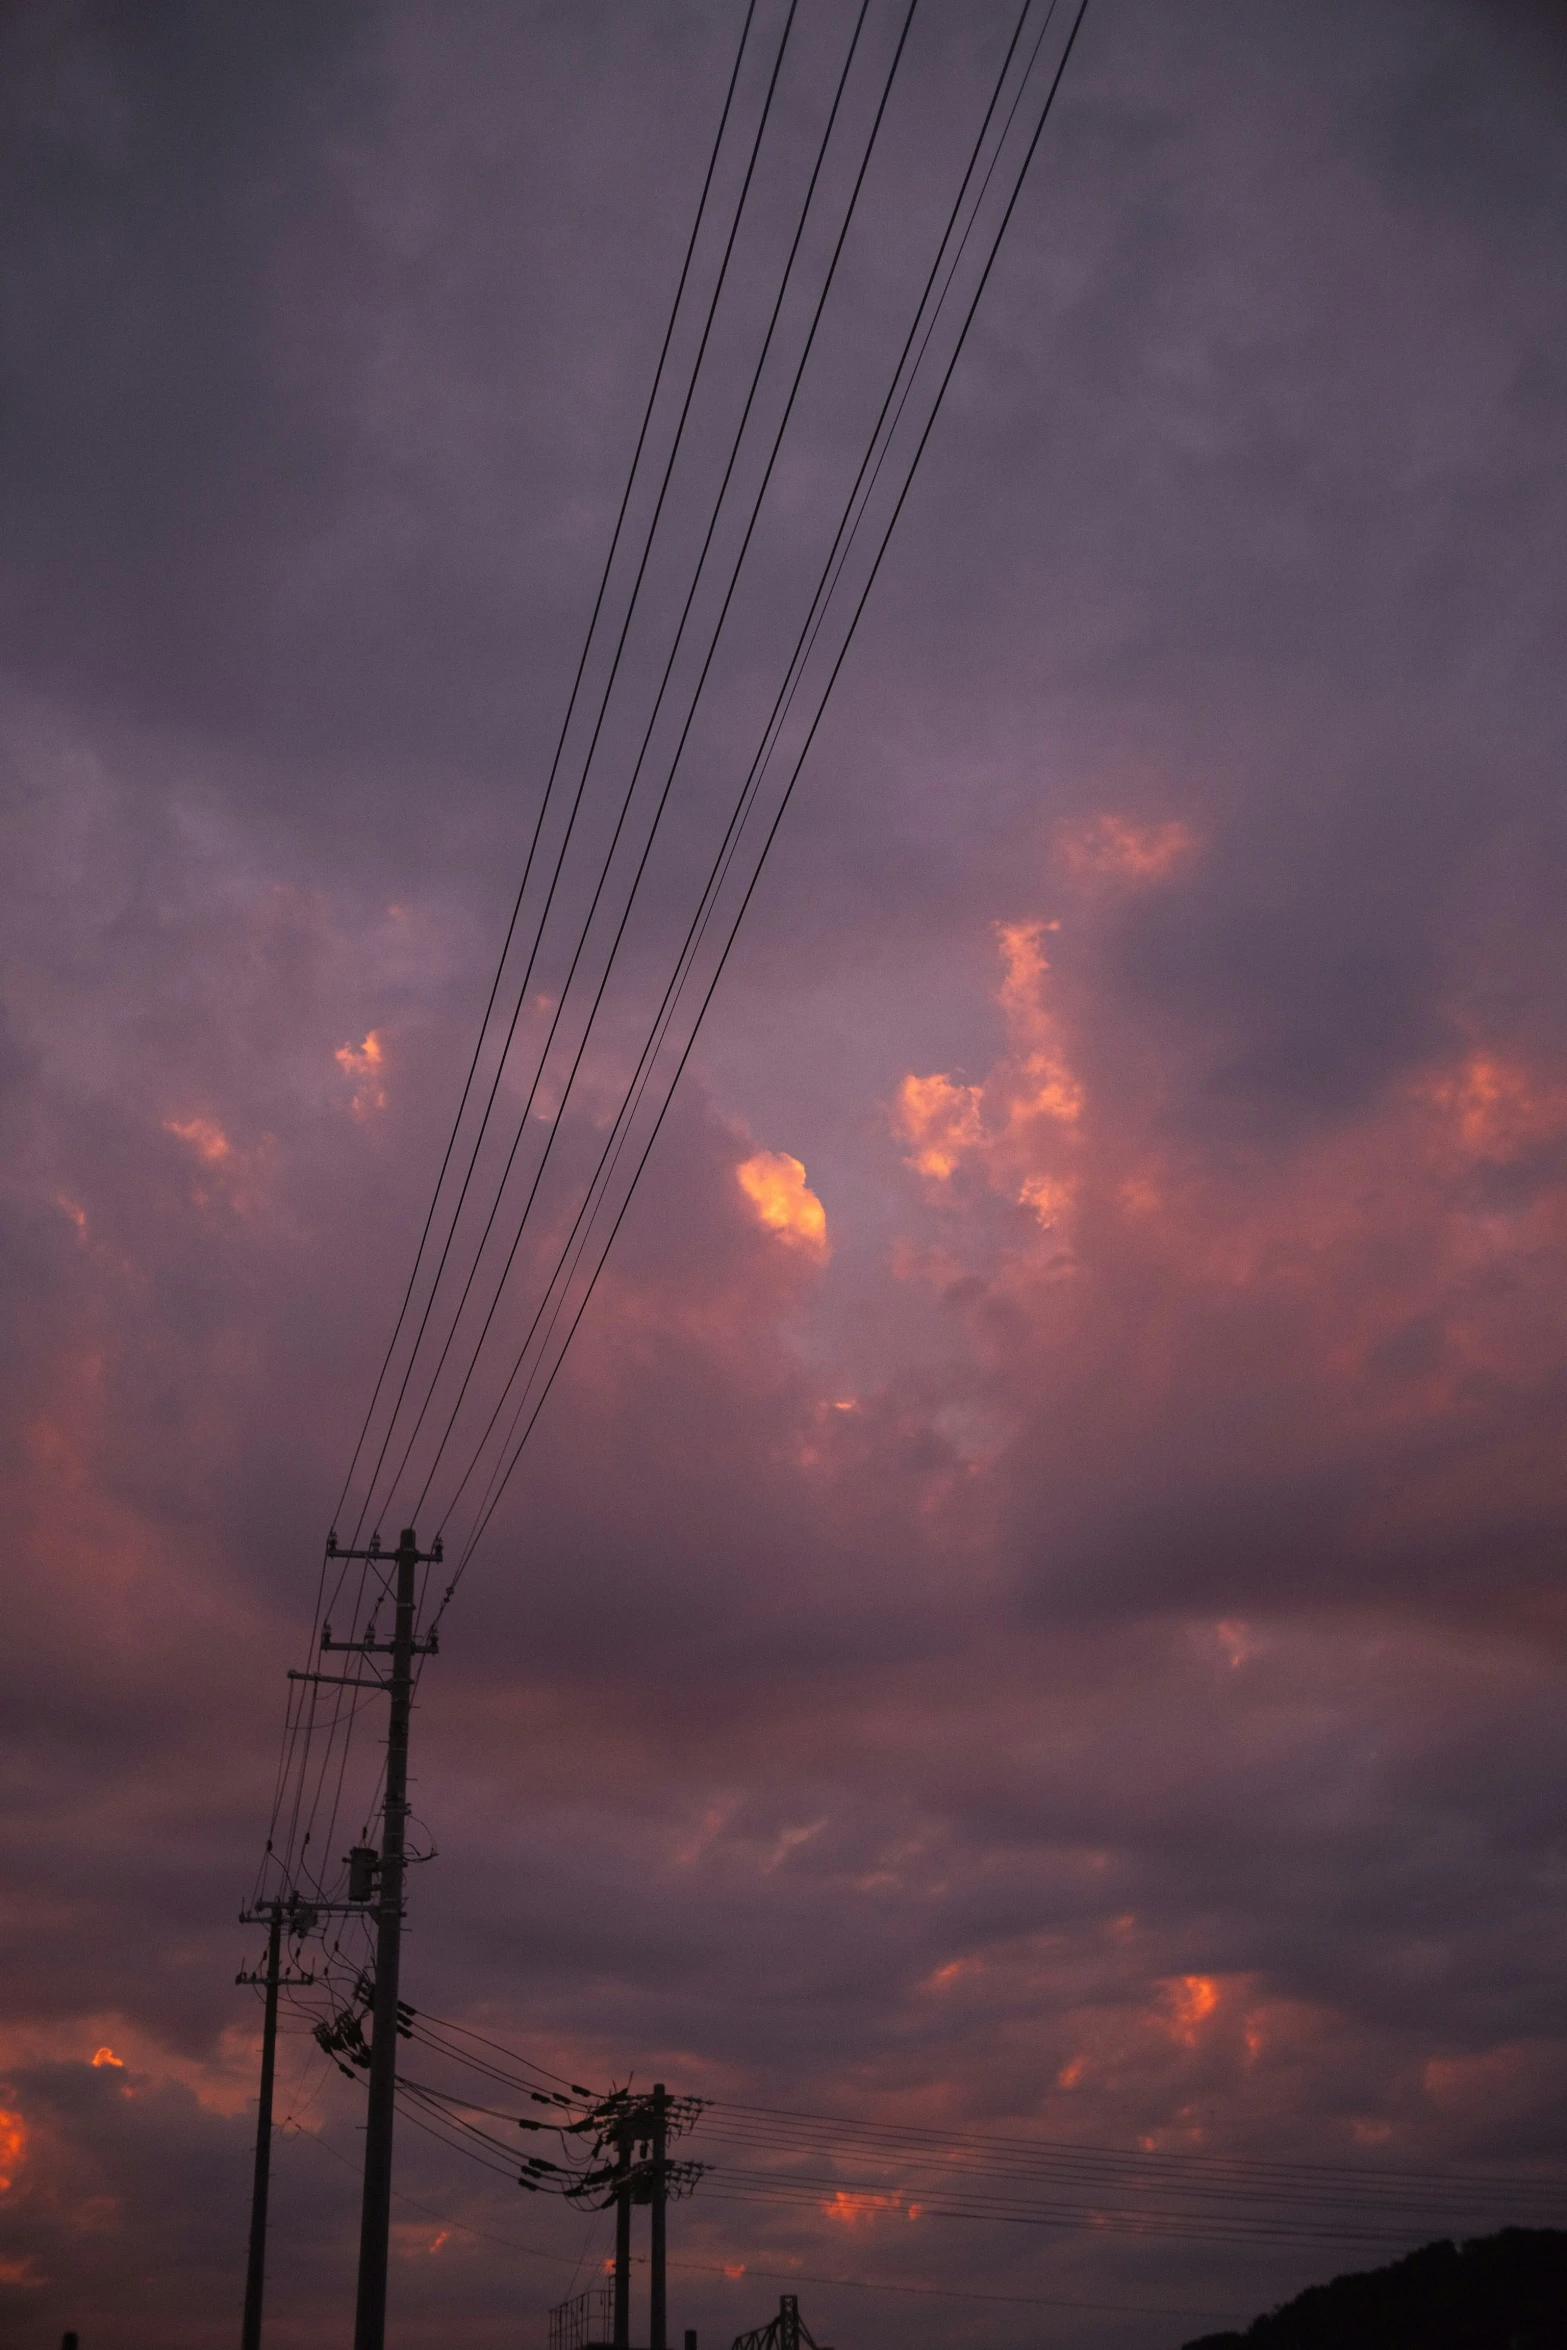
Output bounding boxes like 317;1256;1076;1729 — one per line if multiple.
3;4;1567;2348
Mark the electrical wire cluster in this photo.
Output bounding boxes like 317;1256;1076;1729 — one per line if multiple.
685;2097;1567;2253
275;1992;1567;2261
304;1995;707;2210
247;0;1093;1994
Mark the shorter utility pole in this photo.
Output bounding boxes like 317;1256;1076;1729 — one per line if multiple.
650;2083;668;2350
236;1896;315;2350
612;2117;633;2350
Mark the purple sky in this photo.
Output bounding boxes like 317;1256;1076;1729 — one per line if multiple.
4;3;1567;2347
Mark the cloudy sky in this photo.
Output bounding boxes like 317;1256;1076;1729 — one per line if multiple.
4;2;1567;2346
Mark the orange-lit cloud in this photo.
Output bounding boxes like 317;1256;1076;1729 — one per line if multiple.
894;921;1082;1236
0;2107;26;2192
736;1149;828;1257
90;2046;124;2069
163;1116;275;1217
1423;1053;1567;1161
923;1957;979;1993
1163;1976;1221;2045
164;1114;231;1167
1058;812;1196;884
895;1072;984;1180
336;1030;387;1117
821;2189;919;2227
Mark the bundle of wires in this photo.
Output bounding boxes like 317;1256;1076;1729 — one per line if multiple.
308;2006;1567;2263
252;0;1093;1960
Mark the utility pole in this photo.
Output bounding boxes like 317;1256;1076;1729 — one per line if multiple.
612;2116;633;2350
236;1896;314;2350
315;1524;441;2350
650;2084;668;2350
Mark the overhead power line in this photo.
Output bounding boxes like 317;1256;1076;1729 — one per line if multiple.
435;0;1094;1590
338;2004;1567;2259
296;2121;1250;2322
381;0;903;1532
420;0;1054;1561
342;0;801;1556
260;0;1089;1918
322;0;1091;1595
384;2009;1567;2236
256;0;789;1910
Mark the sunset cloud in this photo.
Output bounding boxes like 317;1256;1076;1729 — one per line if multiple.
736;1149;829;1258
821;2190;920;2228
335;1029;387;1117
0;2110;26;2195
894;921;1082;1236
162;1116;276;1218
5;4;1567;2345
1057;812;1196;884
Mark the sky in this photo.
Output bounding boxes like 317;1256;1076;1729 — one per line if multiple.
3;1;1567;2347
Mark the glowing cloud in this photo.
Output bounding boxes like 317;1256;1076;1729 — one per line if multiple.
163;1116;274;1217
163;1115;231;1167
336;1030;387;1117
1163;1976;1221;2045
822;2190;918;2227
0;2107;26;2192
737;1149;828;1257
1058;812;1196;884
91;2046;125;2068
895;1072;984;1180
894;921;1083;1236
1424;1053;1567;1161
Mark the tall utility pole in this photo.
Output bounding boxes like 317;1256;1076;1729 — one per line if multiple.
649;2083;668;2350
319;1524;441;2350
236;1898;314;2350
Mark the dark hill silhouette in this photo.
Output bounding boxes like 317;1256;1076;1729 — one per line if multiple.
1180;2227;1566;2350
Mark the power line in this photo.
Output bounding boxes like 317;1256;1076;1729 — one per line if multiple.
694;2101;1567;2210
423;0;1055;1554
348;0;1053;1564
382;0;901;1529
387;2010;1564;2236
346;0;799;1549
293;2124;1247;2321
443;0;1096;1585
257;0;790;1917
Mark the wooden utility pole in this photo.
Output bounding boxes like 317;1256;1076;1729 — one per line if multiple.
650;2083;668;2350
613;2118;633;2350
237;1897;314;2350
312;1523;441;2350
